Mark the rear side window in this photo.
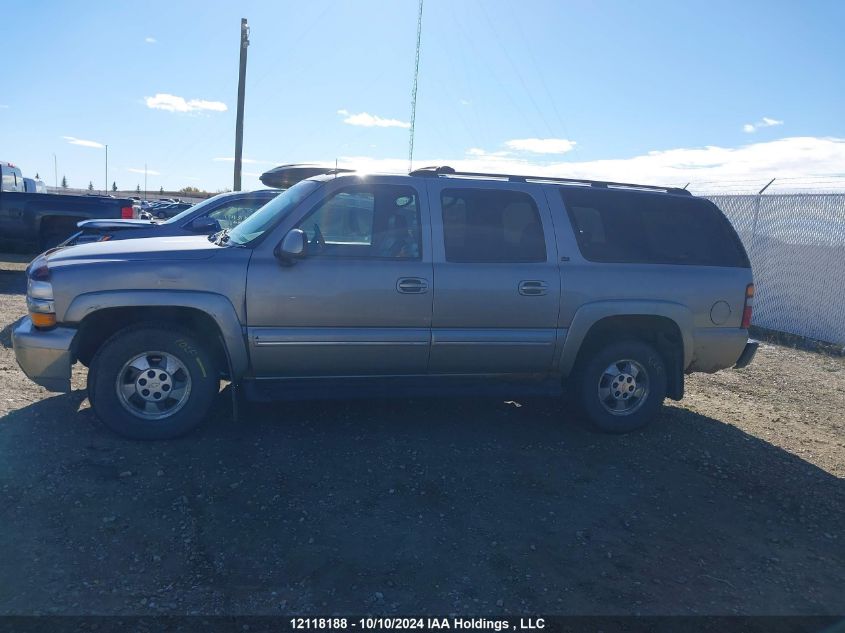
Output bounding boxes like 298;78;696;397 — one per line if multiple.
561;189;749;267
441;188;546;263
1;167;17;192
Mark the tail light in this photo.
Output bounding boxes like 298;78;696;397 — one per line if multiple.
741;283;754;329
121;206;134;219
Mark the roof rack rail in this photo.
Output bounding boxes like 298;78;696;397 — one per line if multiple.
408;165;691;195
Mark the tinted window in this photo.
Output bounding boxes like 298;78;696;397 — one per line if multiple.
441;188;546;263
297;185;421;259
561;189;749;267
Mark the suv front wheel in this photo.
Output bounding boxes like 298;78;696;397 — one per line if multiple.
576;339;667;433
88;325;219;440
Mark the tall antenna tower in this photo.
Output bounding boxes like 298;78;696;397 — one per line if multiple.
408;0;424;173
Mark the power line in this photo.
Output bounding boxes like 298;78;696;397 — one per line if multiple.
408;0;424;173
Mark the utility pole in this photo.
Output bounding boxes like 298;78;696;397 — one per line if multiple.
105;144;108;195
408;0;424;172
233;18;250;191
53;154;58;191
144;163;148;200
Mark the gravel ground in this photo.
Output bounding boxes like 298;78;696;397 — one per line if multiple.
0;254;843;616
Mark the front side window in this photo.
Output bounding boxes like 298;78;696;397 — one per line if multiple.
441;188;546;263
297;185;421;259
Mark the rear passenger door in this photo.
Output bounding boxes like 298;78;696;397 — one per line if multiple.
427;181;561;374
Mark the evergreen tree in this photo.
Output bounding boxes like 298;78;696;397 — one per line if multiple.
112;181;117;192
135;184;141;194
35;172;40;180
160;186;164;195
61;176;68;189
88;181;94;191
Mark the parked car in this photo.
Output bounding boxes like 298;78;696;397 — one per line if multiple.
144;202;192;219
12;166;757;440
23;177;47;193
63;189;282;245
1;161;134;250
1;161;25;192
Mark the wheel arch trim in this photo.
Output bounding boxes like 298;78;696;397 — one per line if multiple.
558;300;694;376
65;290;249;379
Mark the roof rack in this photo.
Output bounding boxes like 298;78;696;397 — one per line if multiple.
408;165;691;196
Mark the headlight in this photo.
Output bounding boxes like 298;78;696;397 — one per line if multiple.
26;256;56;329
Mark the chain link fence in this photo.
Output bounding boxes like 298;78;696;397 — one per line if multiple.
705;193;845;346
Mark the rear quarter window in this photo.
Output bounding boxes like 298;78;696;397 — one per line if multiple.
560;188;749;267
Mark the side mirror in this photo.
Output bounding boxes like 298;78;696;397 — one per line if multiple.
189;216;220;233
274;228;307;264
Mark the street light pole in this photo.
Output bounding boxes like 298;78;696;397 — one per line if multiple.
53;154;58;190
144;163;148;201
105;144;108;194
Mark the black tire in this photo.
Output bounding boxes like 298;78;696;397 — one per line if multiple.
85;362;98;408
575;339;667;434
88;325;219;440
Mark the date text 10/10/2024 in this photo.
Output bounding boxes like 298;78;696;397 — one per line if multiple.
290;618;546;630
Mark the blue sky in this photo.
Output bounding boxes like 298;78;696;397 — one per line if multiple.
2;0;844;194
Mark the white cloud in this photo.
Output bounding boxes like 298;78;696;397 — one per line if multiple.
62;136;104;149
329;136;845;193
459;99;471;106
127;167;161;176
743;116;784;133
0;104;9;109
145;37;157;44
145;93;227;113
504;138;577;154
337;109;410;129
466;147;510;159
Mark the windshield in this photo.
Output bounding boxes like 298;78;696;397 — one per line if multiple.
163;192;230;225
227;179;321;245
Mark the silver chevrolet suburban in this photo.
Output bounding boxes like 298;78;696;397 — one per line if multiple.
12;166;758;439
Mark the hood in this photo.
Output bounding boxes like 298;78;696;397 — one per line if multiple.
45;235;220;265
77;218;159;230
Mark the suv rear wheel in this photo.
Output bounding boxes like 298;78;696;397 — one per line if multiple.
88;325;219;440
576;339;667;433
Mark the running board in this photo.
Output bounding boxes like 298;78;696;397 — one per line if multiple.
242;374;562;403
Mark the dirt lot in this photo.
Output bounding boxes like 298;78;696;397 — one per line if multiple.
0;254;843;616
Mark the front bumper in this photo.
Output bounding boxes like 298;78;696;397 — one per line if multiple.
734;339;759;369
11;317;76;392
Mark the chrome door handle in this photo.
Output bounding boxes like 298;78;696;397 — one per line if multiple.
396;277;429;294
518;280;548;296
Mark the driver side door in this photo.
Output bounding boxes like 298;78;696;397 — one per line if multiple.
245;180;433;377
